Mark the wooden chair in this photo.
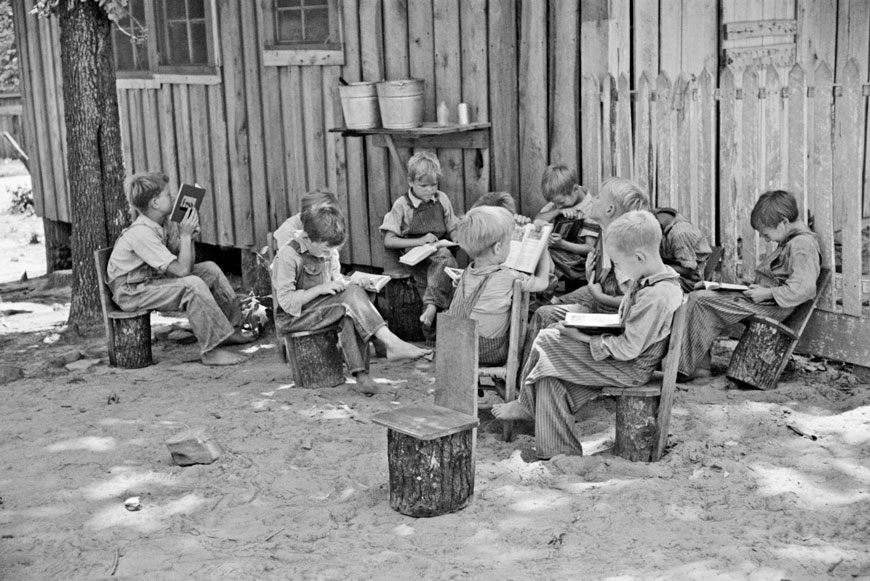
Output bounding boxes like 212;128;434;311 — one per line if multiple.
600;303;688;462
726;268;832;391
94;247;153;369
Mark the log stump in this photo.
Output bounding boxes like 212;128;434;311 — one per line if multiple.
726;319;793;391
283;325;345;388
380;276;425;343
386;428;475;517
110;313;152;369
612;386;660;462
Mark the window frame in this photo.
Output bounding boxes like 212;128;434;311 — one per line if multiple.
263;0;344;67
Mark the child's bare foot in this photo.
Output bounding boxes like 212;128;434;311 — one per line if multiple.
492;400;533;421
202;348;247;366
221;329;257;345
353;373;397;397
419;304;437;327
386;341;432;362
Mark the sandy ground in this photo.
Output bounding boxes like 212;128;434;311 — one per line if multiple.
1;166;869;580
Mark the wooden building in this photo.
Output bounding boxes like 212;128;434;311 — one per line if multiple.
12;0;870;366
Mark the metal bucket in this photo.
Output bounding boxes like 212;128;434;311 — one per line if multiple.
376;78;424;129
338;82;380;130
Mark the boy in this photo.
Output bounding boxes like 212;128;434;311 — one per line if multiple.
678;190;820;381
273;189;339;248
381;151;459;327
107;173;253;366
471;191;531;226
522;177;650;363
493;211;683;459
534;165;600;284
448;207;551;365
654;207;712;293
272;203;431;395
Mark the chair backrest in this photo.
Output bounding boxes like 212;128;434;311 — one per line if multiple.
94;247;120;312
781;267;832;336
653;302;688;461
434;313;479;417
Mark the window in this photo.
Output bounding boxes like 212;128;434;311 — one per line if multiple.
156;0;211;67
112;0;150;73
264;0;344;66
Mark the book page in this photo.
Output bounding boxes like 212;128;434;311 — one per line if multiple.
563;313;621;329
504;223;552;274
703;281;750;291
443;266;464;284
399;244;437;266
348;271;390;293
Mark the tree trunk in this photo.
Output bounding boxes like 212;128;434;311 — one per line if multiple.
58;0;128;328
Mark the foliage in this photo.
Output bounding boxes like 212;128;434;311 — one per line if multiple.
0;0;18;93
241;290;271;334
6;183;33;216
31;0;129;22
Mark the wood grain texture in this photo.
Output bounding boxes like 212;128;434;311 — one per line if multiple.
810;62;836;311
718;67;739;281
240;0;268;249
434;314;479;418
518;0;547;216
786;64;807;219
460;0;490;206
433;0;465;212
697;68;715;244
740;66;761;280
634;72;652;196
488;0;519;204
654;73;673;208
580;75;601;195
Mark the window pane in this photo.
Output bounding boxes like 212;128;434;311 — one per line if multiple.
277;12;304;43
303;7;329;42
131;0;146;23
165;0;186;19
187;0;205;20
189;21;208;64
277;0;301;7
114;32;136;70
302;0;328;6
168;22;190;65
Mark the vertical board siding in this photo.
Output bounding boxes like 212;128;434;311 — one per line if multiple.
518;0;547;216
433;0;465;211
488;0;519;197
383;0;411;201
460;0;490;204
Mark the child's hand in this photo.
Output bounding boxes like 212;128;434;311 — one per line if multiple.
559;208;579;219
553;324;590;343
434;239;454;248
179;208;200;237
514;214;531;226
548;232;563;248
419;233;439;246
320;280;347;295
744;285;774;303
693;280;706;290
587;282;606;301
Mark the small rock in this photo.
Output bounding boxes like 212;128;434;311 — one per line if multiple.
0;365;24;385
301;437;313;450
65;358;101;372
51;349;82;367
167;329;197;344
166;428;223;466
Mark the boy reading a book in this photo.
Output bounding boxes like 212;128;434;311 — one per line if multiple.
654;207;712;293
493;211;682;459
273;189;339;249
272;204;431;395
677;190;820;381
448;207;551;364
471;191;532;225
534;165;600;284
381;151;459;328
107;172;254;366
522;178;650;363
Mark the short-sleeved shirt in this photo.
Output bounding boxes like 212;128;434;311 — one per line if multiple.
273;213;304;249
449;264;535;338
107;215;180;286
754;221;820;308
271;232;344;318
379;189;459;238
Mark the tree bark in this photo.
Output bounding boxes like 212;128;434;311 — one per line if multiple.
57;0;128;328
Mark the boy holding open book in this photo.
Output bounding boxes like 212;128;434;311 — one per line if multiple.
107;172;254;366
493;211;682;459
677;190;820;381
448;207;551;365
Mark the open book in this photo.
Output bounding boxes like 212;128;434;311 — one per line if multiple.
170;183;206;223
399;241;458;266
503;223;553;274
563;313;623;334
702;281;750;291
348;271;391;293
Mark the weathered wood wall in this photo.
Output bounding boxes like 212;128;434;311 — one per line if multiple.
0;93;24;160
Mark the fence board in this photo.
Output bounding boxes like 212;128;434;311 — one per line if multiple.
579;0;608;81
697;68;715;243
117;91;133;175
549;0;579;171
128;90;147;174
280;68;307;227
681;0;717;75
241;0;268;248
601;75;614;178
207;84;234;246
764;64;783;190
518;0;547;216
718;67;739;280
48;18;69;220
322;66;350;263
653;73;673;208
434;0;465;211
836;60;863;316
811;62;836;311
632;0;659;85
489;0;519;199
740;66;761;279
580;74;600;196
658;0;681;77
615;73;632;179
634;72;651;195
787;64;807;219
301;67;326;191
609;0;630;77
142;90;161;170
675;74;693;221
384;0;411;200
172;85;196;230
190;85;215;244
157;86;179;204
38;16;66;222
460;0;490;206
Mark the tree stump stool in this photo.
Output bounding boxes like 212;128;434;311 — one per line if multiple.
372;404;479;517
109;312;152;369
602;386;661;462
380;276;425;343
726;317;795;391
283;325;345;388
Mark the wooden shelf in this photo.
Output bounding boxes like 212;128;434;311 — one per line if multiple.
329;121;490;137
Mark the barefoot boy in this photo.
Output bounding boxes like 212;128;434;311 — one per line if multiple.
449;206;551;364
677;190;820;380
380;151;459;328
273;203;431;395
493;211;683;459
107;173;253;366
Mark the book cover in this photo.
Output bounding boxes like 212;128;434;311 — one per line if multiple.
504;223;553;274
170;183;206;223
563;312;623;334
348;271;391;293
399;241;457;266
702;281;750;291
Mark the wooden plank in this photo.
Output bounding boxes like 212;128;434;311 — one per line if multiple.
518;0;547;216
653;72;673;208
48;18;69;221
724;19;797;40
841;0;870;219
434;314;478;417
600;75;614;178
615;73;632;180
280;67;308;224
740;66;761;280
488;0;519;204
580;0;609;81
157;86;179;212
835;61;863;316
460;0;490;205
634;72;652;196
128;90;147;174
797;0;836;75
340;0;371;265
797;310;870;367
580;74;601;196
207;84;234;246
383;0;411;202
681;0;718;75
301;67;327;191
697;67;715;244
632;0;659;85
189;85;215;244
810;62;836;310
262;50;345;67
371;404;478;440
764;64;783;190
675;74;692;221
38;15;66;222
141;90;162;170
433;0;465;212
220;0;253;247
408;0;436;123
241;0;268;248
608;0;630;78
718;66;739;281
787;64;807;219
658;0;682;77
360;0;389;268
724;44;796;69
117;90;134;174
321;65;349;263
172;84;196;206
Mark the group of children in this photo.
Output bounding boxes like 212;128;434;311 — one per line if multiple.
108;155;820;461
